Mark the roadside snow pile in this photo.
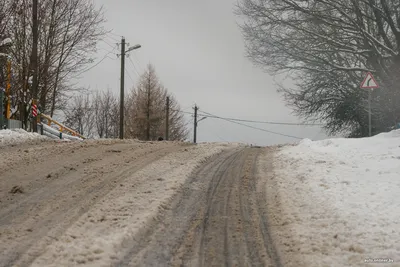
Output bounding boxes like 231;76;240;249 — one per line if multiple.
272;130;400;267
0;129;48;147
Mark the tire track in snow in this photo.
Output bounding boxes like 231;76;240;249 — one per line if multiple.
0;141;181;267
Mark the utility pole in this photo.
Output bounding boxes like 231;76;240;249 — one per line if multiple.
146;87;150;141
119;37;126;139
5;60;11;119
119;38;141;139
31;0;39;132
165;96;170;140
193;105;198;144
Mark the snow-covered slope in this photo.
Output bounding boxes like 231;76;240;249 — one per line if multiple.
0;129;49;147
271;130;400;266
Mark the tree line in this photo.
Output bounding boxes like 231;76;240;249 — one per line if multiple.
1;0;105;128
64;64;188;141
237;0;400;137
0;1;188;141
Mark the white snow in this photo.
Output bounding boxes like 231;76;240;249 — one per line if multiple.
272;130;400;266
0;128;49;147
31;143;239;267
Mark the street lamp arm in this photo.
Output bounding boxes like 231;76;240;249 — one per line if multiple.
126;44;141;53
197;117;207;123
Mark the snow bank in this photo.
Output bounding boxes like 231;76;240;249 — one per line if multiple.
31;143;235;267
272;130;400;266
0;128;48;147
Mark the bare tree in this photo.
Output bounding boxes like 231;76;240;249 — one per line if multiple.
125;64;188;141
0;1;16;92
167;96;189;141
3;0;105;125
63;92;94;137
93;89;118;138
0;0;16;38
237;0;400;136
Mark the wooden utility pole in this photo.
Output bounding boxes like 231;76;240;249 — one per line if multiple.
146;84;151;141
119;37;126;139
5;60;11;119
31;0;39;132
193;105;198;143
165;96;170;140
119;39;141;139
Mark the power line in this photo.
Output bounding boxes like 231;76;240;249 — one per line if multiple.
125;65;135;85
174;108;305;140
101;38;118;50
198;110;323;126
131;52;144;71
220;117;304;140
107;30;123;38
181;105;193;112
74;50;116;77
127;56;141;77
198;110;305;139
96;47;117;54
105;32;120;42
175;110;196;116
175;109;322;126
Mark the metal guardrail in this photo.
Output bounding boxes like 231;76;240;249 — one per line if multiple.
0;93;85;140
40;113;85;139
0;111;84;141
40;123;82;141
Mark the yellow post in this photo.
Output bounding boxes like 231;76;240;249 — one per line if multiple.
5;60;11;119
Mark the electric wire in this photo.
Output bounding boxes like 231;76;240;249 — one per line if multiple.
125;65;135;85
127;56;141;77
174;109;306;140
173;109;322;127
107;30;123;38
74;50;116;77
101;38;118;50
198;110;305;139
105;32;120;42
198;110;323;126
131;52;144;71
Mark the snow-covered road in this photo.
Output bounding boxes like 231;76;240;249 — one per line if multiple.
2;128;399;267
0;137;238;266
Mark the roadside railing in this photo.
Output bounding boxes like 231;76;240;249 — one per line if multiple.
39;113;86;140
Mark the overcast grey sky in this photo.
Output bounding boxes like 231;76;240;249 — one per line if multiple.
81;0;330;145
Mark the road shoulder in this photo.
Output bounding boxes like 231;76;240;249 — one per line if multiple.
257;146;306;267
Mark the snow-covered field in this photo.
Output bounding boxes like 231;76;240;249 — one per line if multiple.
270;130;400;266
0;128;49;147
